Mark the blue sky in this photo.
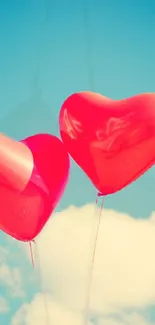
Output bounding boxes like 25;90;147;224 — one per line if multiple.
0;0;155;324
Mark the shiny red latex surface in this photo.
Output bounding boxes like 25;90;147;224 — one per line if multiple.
59;91;155;195
0;133;70;241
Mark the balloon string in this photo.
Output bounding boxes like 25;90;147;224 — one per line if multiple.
29;241;35;268
34;240;51;324
31;240;51;324
84;196;104;325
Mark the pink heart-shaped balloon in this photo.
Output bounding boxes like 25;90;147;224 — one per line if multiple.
0;133;70;241
59;92;155;195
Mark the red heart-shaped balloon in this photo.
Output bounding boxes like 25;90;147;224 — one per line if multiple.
59;92;155;195
0;134;70;241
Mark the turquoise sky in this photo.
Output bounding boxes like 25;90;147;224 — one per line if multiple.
0;0;155;324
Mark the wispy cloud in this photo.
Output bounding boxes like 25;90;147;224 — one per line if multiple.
0;264;24;298
0;296;9;313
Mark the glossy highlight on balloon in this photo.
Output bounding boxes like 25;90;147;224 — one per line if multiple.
0;133;34;191
0;133;70;241
59;91;155;195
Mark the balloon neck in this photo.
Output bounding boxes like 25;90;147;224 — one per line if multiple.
97;192;104;197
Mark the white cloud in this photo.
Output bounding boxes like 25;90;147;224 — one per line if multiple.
33;204;155;313
13;203;155;324
98;313;152;325
11;294;92;325
11;295;153;325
